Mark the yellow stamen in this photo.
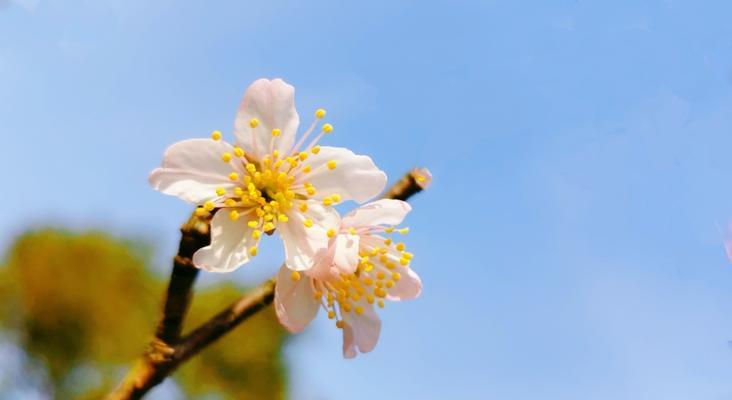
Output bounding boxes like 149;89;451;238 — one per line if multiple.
327;228;336;238
299;203;308;212
249;118;259;128
221;152;232;162
311;145;321;154
315;108;326;119
303;219;314;228
326;160;337;170
248;246;258;256
211;130;222;140
195;207;208;217
229;210;239;221
215;187;226;196
322;123;333;133
271;128;281;136
229;172;239;181
234;147;244;157
290;271;301;281
203;201;215;211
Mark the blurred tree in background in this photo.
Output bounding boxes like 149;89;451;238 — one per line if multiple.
0;229;289;399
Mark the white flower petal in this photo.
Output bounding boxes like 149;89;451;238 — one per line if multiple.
342;199;412;228
280;202;339;271
274;265;320;333
342;304;381;358
333;233;359;274
192;209;258;272
298;146;386;203
233;78;299;160
149;139;243;204
386;267;422;301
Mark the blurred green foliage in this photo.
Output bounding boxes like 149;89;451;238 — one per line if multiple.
0;228;288;399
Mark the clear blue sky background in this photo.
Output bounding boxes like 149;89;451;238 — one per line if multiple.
3;1;732;399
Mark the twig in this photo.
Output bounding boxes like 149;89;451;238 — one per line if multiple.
106;168;430;399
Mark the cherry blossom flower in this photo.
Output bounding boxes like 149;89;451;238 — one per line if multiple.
274;199;422;358
149;78;387;272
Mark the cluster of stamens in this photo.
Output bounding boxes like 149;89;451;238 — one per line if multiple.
195;108;341;257
294;226;413;329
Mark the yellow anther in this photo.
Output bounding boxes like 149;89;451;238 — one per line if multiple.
271;128;281;136
385;280;395;288
290;271;301;281
383;238;392;245
363;277;374;286
398;227;410;235
385;226;395;233
273;150;280;158
377;299;385;308
211;130;222;140
234;146;244;157
215;187;226;196
246;163;257;173
249;118;259;128
336;320;345;329
311;145;321;154
299;203;308;212
229;210;239;221
376;271;386;280
195;207;208;217
399;258;409;266
326;160;337;170
375;288;387;298
322;196;333;206
252;230;262;239
331;193;341;203
303;219;314;228
327;228;336;238
322;123;333;133
343;303;352;313
278;214;289;222
355;305;364;315
416;174;426;182
221;152;232;162
315;108;326;119
327;310;335;319
302;165;311;173
402;252;413;260
306;186;316;196
263;222;275;232
234;187;244;197
203;201;215;211
299;151;308;161
247;220;260;228
396;242;406;251
228;172;239;181
224;199;236;207
392;272;402;281
348;227;357;235
248;246;258;256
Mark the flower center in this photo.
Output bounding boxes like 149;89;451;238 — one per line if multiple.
303;231;414;329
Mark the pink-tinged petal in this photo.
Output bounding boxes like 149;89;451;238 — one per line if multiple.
386;267;422;301
342;305;381;358
342;199;412;229
298;146;386;203
233;78;299;160
149;139;242;204
332;233;359;274
192;209;258;272
280;202;340;271
274;265;320;333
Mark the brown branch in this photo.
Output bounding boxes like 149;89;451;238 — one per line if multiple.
106;168;431;400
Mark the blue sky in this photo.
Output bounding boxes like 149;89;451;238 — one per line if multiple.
3;0;732;399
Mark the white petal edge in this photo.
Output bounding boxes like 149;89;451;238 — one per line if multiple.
342;199;412;228
342;304;381;358
192;209;258;272
149;138;243;204
233;78;299;160
296;146;387;203
274;265;320;333
280;201;340;271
